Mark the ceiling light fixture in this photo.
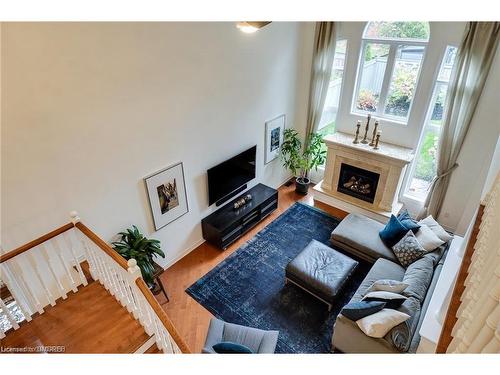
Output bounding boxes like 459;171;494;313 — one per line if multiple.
236;22;271;34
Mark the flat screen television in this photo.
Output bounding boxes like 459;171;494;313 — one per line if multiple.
207;146;256;206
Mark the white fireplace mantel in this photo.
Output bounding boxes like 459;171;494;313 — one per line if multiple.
314;131;414;222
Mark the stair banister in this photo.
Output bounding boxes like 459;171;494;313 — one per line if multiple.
1;211;190;353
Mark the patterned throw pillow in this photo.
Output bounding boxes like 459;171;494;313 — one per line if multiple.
392;230;427;267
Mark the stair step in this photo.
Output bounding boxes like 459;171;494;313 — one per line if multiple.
1;281;150;353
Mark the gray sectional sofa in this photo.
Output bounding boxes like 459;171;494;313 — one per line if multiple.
330;213;450;353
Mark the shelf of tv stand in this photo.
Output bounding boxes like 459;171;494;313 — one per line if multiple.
201;183;278;249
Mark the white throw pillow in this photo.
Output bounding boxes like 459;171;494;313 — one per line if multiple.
415;224;445;252
356;308;411;338
418;215;453;242
366;279;409;294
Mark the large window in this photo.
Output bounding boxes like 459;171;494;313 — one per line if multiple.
353;22;429;123
406;46;458;200
318;39;348;136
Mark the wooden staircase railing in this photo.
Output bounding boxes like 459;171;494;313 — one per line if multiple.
0;212;190;353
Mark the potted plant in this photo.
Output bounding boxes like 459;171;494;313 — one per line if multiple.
280;129;327;194
112;225;165;288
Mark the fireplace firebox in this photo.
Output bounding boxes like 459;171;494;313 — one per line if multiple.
337;163;380;204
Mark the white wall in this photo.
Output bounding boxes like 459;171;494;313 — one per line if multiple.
1;22;313;268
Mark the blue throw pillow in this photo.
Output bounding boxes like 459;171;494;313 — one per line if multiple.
212;341;253;354
341;300;386;321
379;215;409;248
398;210;421;234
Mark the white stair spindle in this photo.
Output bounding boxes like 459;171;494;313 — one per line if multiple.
40;243;67;299
63;231;88;286
98;251;114;294
89;244;107;287
11;264;43;315
27;253;56;306
0;275;32;322
136;292;154;335
75;228;101;283
101;255;118;296
112;269;128;308
0;297;20;330
83;238;101;282
118;272;135;312
52;237;79;293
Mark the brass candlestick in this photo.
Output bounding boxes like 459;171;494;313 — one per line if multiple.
369;120;379;146
361;114;371;144
353;121;361;144
373;132;381;150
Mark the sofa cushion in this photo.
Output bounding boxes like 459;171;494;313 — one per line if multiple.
389;296;422;352
397;210;421;234
334;258;406;353
401;256;435;302
341;300;386;321
423;242;448;266
350;258;406;303
333;314;400;353
379;215;409;248
330;214;398;263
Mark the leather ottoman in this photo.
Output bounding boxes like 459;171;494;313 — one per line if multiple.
285;240;358;310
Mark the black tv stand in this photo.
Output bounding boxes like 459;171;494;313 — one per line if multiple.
201;184;278;249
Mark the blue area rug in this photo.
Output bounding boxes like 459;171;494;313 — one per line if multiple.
186;202;371;353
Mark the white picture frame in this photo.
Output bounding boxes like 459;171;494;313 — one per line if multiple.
144;162;189;231
264;114;285;164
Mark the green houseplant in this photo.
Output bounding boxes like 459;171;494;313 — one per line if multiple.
280;129;327;194
112;225;165;287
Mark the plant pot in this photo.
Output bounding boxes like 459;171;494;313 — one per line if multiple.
295;177;310;195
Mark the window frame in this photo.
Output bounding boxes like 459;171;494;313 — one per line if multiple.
351;37;428;125
402;44;458;203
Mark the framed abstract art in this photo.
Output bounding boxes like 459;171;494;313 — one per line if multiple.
144;162;189;231
264;114;285;164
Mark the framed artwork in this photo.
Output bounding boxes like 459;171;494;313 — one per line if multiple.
264;114;285;164
144;162;189;231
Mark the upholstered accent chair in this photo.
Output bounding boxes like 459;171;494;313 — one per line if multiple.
203;318;279;353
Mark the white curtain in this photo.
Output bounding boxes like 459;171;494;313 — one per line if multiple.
421;22;500;219
447;172;500;353
304;22;337;138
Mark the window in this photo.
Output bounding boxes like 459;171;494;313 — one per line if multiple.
406;46;458;200
318;39;348;136
353;22;429;123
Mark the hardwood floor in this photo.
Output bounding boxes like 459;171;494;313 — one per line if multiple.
157;183;348;353
0;281;150;353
